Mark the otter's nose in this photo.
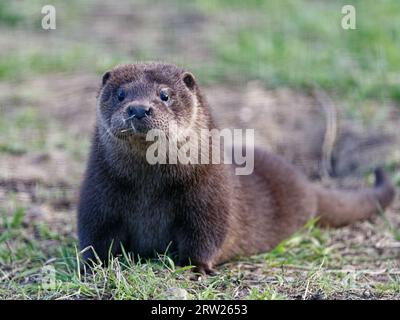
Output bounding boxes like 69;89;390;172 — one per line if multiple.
126;105;153;119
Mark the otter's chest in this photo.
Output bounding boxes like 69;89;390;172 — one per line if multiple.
121;188;179;257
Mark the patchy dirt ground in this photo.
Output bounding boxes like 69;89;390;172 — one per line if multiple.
1;72;400;299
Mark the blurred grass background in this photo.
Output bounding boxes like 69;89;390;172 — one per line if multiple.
1;0;400;103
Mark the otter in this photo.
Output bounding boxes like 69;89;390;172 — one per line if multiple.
78;62;396;274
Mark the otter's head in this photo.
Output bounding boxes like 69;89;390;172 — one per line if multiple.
97;62;204;142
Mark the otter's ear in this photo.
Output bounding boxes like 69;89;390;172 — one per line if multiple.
102;71;111;86
182;72;196;90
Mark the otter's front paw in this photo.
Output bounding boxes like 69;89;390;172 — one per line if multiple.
190;261;217;279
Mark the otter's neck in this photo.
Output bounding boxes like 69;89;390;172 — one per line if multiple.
95;124;215;185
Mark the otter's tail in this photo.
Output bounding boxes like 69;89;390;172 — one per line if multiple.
315;168;396;227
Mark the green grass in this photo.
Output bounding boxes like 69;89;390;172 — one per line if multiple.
0;46;126;81
0;0;121;80
0;1;22;26
0;0;86;27
0;205;253;299
0;102;90;157
1;208;399;300
0;106;48;154
192;0;400;103
1;0;399;104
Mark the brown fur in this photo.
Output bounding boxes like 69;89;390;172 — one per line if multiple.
78;62;396;273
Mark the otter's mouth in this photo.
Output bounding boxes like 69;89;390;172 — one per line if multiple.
113;117;154;139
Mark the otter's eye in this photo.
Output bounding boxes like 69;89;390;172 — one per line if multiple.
160;89;169;102
117;88;126;102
